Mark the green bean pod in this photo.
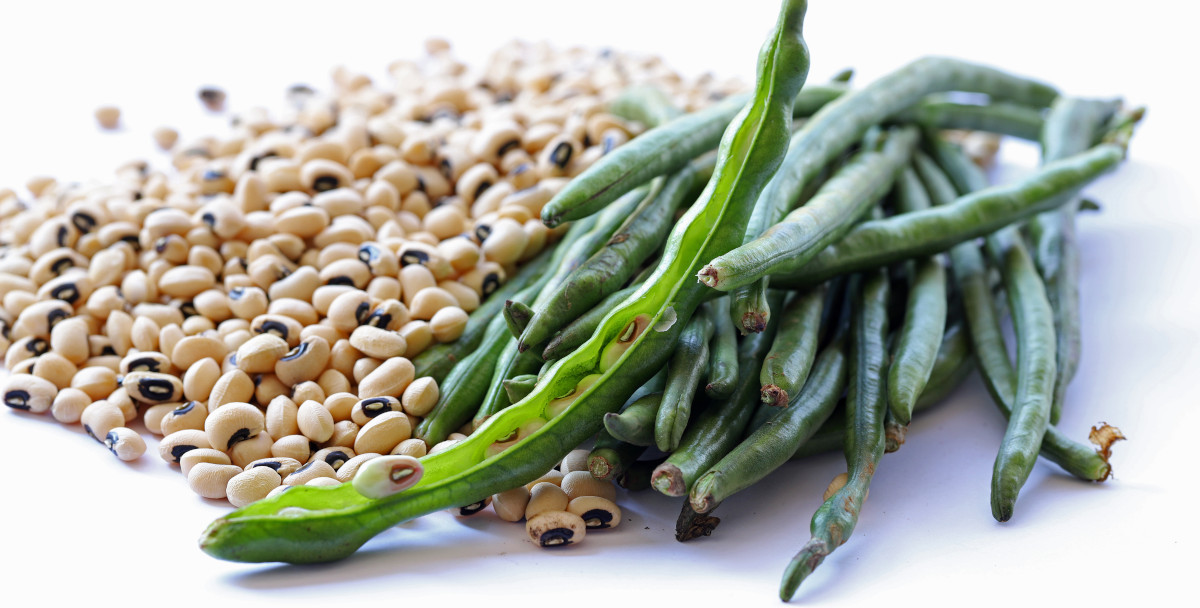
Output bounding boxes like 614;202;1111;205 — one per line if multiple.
691;332;847;513
780;269;890;601
589;428;649;481
769;143;1127;289
652;291;788;496
410;248;554;383
700;127;920;291
199;0;809;564
705;297;740;399
1028;97;1120;424
502;300;534;339
541;282;641;360
502;374;538;404
518;152;716;352
760;285;825;408
411;315;507;444
654;308;715;452
886;167;947;425
914;151;1116;482
608;84;682;129
602;393;661;447
892;100;1046;141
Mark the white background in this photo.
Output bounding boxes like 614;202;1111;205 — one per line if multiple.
1;1;1197;606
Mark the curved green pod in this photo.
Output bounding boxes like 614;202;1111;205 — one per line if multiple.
199;0;811;565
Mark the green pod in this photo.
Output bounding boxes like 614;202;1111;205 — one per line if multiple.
780;269;890;601
411;315;507;444
1029;97;1120;424
760;284;825;408
502;300;534;339
700;127;920;292
199;0;810;565
892;100;1046;141
654;309;716;452
519;152;716;352
652;291;788;496
705;297;740;399
886;167;947;426
502;374;538;404
589;428;649;481
410;248;554;383
542;282;641;360
690;331;847;513
915;150;1116;483
609;84;682;129
602;393;662;447
769;143;1127;289
616;457;665;492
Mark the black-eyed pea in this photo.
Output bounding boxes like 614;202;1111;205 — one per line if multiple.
109;386;137;423
181;316;216;335
229;431;275;468
322;392;357;423
470;120;522;165
192;289;232;323
429;306;468;343
29;247;89;286
188;462;243;499
130;317;160;352
4;337;47;370
456;163;498;205
353;411;411;454
390;437;427;458
560;470;618;502
317;369;351;396
79;400;120;442
171;334;227;370
300;159;355;194
297;399;335;443
274;206;330;239
283;459;337;486
452;496;492;517
271;434;313;462
119;352;170;375
208;369;255;408
50;387;92;423
310;446;356;472
160;400;209;435
350;396;403;426
158;324;186;361
121;371;185;405
265;395;300;438
142;403;175;435
495;204;532;224
87;247;127;288
526;510;586;548
11;358;38;376
83;355;121;373
413;166;451;201
365;179;400;210
179;447;231;476
567;496;621;530
94;105;120;129
305;476;341;488
205;402;265;451
520;219;549;261
312;187;364;218
250;314;303;347
560;449;591;475
319;258;371;289
521;122;560;154
259;375;291;407
422;206;467;241
326;289;374;333
470;180;512;218
160;429;214;465
398;264;436;307
536;135;581;178
104;311;133;356
407;231;441;248
351;454;422;498
235;333;289;374
226;466;283;508
246;456;303;478
524;469;565;492
218;318;252;338
493;486;531;522
291;380;325;405
352;358;382;385
480;218;527;266
408;287;458;321
361;299;408;332
32;353;78;390
357;241;399;277
546;374;602;418
400;189;432;219
157;265;216;299
275;336;331;386
397;241;452;279
105;427;146;462
228;286;269;321
375;160;419;195
182;357;221;402
525;482;570;519
356;358;415;399
13;300;74;341
268;267;321;303
327;420;360;448
334;453;380;483
458;262;505;298
349;325;406;359
366;276;401;301
400;377;439;417
299;323;342;347
119;270;155;306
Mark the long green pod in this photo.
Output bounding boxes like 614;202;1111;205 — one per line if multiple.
602;392;661;447
699;55;1057;291
914;151;1115;482
410;248;554;383
654;308;715;452
691;332;847;513
768;143;1127;289
502;374;538;404
541;80;838;228
886;167;947;425
705;297;740;399
652;291;788;496
518;152;716;351
1029;97;1120;424
780;269;890;601
892;100;1046;141
791;316;973;460
760;285;825;408
542;282;640;360
700;127;919;291
200;0;809;565
984;226;1057;522
589;428;650;482
608;84;682;129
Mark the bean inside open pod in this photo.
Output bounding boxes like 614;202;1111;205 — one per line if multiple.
351;455;424;499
